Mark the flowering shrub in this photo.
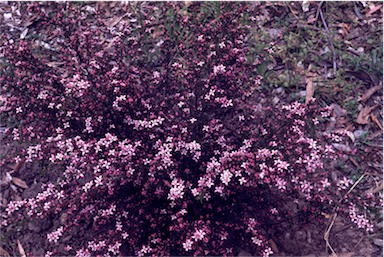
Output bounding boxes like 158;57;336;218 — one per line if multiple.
0;2;381;256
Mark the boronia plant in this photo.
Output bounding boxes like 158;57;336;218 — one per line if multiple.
0;2;380;256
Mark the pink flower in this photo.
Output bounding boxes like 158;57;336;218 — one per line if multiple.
47;226;64;243
220;169;233;186
262;247;273;257
192;229;206;241
168;178;185;201
338;177;352;190
251;236;262;246
275;178;287;191
75;249;91;257
213;64;226;75
183;239;193;251
108;241;121;255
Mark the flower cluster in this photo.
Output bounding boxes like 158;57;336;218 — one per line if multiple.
47;226;64;243
0;2;380;257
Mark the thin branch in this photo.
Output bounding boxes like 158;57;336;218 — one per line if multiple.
324;173;367;256
318;2;337;74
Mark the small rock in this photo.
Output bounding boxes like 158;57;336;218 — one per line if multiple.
28;222;40;233
83;5;96;13
3;13;12;20
238;250;252;256
268;28;281;40
60;213;68;225
331;103;347;116
353;130;367;139
373;238;383;247
10;184;17;192
357;47;364;54
297;61;304;70
319;46;330;55
294;230;306;241
284;232;291;239
275;87;284;95
297;90;307;98
332;143;352;152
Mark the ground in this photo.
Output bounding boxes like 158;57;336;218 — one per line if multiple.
0;2;382;256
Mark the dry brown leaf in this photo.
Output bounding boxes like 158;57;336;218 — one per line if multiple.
8;158;25;174
370;113;383;130
46;61;65;68
0;246;10;257
152;27;164;40
321;212;333;219
360;85;382;102
17;240;26;257
104;36;120;52
305;77;315;104
2;172;13;186
356;106;375;124
268;239;279;253
20;28;28;39
367;4;382;16
307;15;318;23
366;181;383;195
104;14;127;27
12;177;28;189
349;157;359;167
345;130;355;142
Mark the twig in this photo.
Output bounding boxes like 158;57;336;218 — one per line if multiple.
324;173;367;256
354;233;382;248
340;173;367;203
315;2;322;20
353;2;364;19
324;212;338;257
365;181;383;195
318;2;337;74
284;2;300;21
361;141;383;148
